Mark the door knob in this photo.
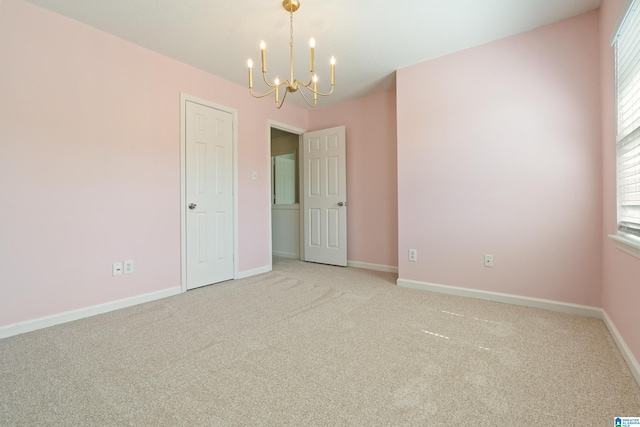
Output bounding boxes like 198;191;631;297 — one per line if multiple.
188;203;197;210
338;202;346;207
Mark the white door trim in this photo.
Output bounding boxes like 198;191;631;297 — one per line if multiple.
180;93;239;293
267;120;305;271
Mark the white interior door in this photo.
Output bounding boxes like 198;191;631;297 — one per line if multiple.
185;101;234;289
303;126;347;266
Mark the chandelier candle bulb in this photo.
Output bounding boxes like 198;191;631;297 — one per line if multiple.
247;59;253;88
313;74;318;101
310;38;315;73
260;41;266;72
331;57;335;85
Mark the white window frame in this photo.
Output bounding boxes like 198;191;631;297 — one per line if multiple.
610;0;640;258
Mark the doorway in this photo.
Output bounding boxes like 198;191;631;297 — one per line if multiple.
268;122;348;268
270;125;303;262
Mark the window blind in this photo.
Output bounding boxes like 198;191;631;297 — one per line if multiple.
616;0;640;236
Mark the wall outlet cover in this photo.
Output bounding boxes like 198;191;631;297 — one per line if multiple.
123;259;134;275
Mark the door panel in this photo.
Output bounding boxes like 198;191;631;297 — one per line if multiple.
309;157;321;196
303;126;347;266
309;208;321;247
186;101;234;289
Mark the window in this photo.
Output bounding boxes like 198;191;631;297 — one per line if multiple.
615;0;640;238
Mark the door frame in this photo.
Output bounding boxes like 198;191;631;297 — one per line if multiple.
180;93;239;293
267;120;306;271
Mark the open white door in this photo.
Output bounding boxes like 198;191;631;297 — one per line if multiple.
185;101;234;289
303;126;347;266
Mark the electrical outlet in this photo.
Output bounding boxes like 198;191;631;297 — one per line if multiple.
123;259;134;275
112;262;123;276
408;249;417;262
484;254;494;268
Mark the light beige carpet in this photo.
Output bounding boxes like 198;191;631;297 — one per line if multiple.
1;257;639;426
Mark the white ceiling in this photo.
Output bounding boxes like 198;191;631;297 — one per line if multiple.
24;0;601;109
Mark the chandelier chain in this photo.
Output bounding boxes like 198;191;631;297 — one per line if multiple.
290;10;294;48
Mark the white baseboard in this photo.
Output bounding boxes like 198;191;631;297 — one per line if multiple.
272;251;299;259
602;310;640;387
348;261;398;274
0;286;182;340
235;265;271;280
397;278;602;318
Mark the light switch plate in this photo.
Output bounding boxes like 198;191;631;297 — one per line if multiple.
484;254;494;268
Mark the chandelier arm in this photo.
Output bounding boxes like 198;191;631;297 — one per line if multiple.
296;79;313;89
261;72;283;88
297;86;317;108
249;85;279;99
275;87;289;109
309;85;335;97
298;82;335;97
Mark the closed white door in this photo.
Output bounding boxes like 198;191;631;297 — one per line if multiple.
186;101;234;289
303;126;347;266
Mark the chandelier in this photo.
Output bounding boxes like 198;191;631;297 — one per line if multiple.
247;0;335;109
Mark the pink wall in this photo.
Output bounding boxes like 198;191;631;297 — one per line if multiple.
0;0;307;327
309;91;398;268
396;11;603;306
600;0;640;366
